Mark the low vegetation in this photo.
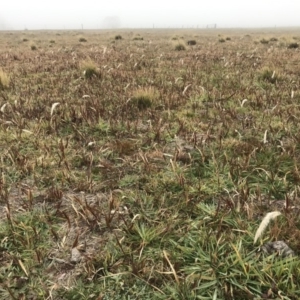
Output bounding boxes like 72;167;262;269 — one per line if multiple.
288;42;299;49
133;36;143;41
0;68;10;89
260;38;269;44
80;58;99;79
130;87;158;110
174;40;186;50
0;28;300;299
187;40;196;45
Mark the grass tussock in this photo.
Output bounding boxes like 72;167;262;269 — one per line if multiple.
258;66;281;84
288;42;299;49
130;87;158;110
187;39;196;45
260;38;269;44
133;35;143;41
79;58;99;79
174;40;186;51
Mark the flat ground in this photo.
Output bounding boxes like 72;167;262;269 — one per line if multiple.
0;28;300;299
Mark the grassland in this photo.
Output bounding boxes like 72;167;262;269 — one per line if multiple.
0;28;300;299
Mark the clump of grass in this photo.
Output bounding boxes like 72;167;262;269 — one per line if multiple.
31;45;37;50
133;36;143;41
260;38;269;44
174;41;186;51
115;35;122;40
80;59;99;79
226;37;231;41
219;38;226;43
79;37;87;42
22;38;28;42
269;37;278;42
187;40;196;45
288;42;299;49
49;40;55;44
258;67;279;84
131;87;158;110
0;69;10;90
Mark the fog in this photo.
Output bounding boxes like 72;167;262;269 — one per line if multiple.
1;0;300;30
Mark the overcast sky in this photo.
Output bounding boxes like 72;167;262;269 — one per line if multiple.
0;0;300;30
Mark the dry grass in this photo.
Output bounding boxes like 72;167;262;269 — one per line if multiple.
130;87;159;110
0;68;10;89
0;28;300;299
173;40;186;51
79;58;99;79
